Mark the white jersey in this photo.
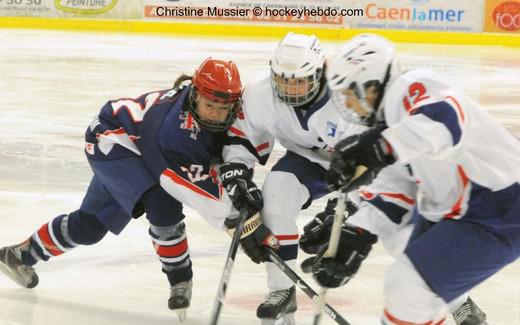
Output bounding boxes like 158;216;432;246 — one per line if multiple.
223;75;367;169
348;164;417;256
381;68;520;222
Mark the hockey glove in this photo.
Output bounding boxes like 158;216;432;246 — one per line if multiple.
225;212;279;264
327;127;395;191
310;225;377;288
220;163;263;212
299;198;337;255
299;198;359;255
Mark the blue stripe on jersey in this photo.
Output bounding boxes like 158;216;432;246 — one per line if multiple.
294;87;330;131
225;136;269;165
412;101;462;145
365;195;409;224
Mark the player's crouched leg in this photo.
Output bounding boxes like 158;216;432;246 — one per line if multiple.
383;255;448;325
0;210;108;289
257;171;310;321
149;222;192;321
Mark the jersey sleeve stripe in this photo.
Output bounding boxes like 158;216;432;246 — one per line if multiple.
410;100;463;145
226;137;269;165
445;96;465;122
361;190;416;206
229;126;246;137
163;168;220;201
362;195;409;224
444;165;470;219
256;142;270;153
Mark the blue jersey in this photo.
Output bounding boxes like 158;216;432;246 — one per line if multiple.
85;86;231;222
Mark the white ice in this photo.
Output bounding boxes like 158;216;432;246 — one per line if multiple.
0;29;519;325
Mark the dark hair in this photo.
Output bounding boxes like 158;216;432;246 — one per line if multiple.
173;74;192;89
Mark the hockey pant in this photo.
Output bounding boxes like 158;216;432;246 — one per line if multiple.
382;203;520;324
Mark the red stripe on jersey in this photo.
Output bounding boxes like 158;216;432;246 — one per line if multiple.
361;190;415;205
445;96;465;123
96;127;126;139
186;113;194;129
37;224;64;256
275;234;299;241
229;127;245;137
154;239;188;257
379;192;416;205
163;168;220;201
256;142;270;153
104;128;126;135
444;165;469;219
383;309;445;325
360;190;375;200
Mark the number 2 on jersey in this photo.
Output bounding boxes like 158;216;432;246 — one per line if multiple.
403;82;430;113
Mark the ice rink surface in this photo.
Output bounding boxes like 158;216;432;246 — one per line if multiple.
0;29;520;324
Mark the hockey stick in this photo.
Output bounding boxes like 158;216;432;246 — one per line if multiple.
313;165;367;325
266;248;351;325
312;191;347;325
209;207;249;325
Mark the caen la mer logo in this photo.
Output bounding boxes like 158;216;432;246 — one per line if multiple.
54;0;118;14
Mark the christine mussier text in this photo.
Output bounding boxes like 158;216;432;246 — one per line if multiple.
155;6;363;18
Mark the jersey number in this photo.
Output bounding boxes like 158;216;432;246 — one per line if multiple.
180;165;210;183
403;82;430;113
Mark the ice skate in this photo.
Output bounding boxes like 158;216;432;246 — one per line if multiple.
0;242;38;289
452;297;488;325
168;279;192;322
260;314;295;325
257;286;297;324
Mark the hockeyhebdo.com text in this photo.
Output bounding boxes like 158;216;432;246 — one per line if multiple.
154;6;364;20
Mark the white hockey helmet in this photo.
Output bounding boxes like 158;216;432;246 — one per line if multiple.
270;32;325;107
327;33;396;125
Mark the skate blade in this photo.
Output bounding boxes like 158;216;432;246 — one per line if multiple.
260;313;295;325
174;308;187;322
0;262;29;288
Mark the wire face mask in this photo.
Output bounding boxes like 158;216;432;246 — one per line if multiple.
332;81;380;126
271;69;322;107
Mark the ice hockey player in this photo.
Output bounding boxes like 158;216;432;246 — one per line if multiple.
0;58;243;322
218;32;366;324
300;164;488;324
309;33;519;324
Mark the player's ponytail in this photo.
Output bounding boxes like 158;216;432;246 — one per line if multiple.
173;74;193;90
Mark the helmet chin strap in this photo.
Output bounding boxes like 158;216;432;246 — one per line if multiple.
372;62;393;119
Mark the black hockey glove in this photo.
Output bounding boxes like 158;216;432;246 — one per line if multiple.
306;225;377;288
299;198;359;255
327;127;395;191
299;198;337;255
220;163;263;212
225;212;279;264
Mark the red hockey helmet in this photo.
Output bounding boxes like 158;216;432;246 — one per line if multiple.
189;58;243;132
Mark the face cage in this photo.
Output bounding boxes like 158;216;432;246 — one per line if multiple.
188;89;239;133
331;82;376;126
270;69;322;107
